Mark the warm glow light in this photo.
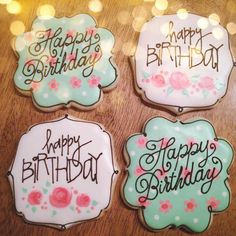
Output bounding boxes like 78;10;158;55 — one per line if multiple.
155;0;168;11
132;6;147;19
13;37;26;51
208;13;220;26
212;27;223;40
160;22;169;36
227;22;236;35
37;4;55;19
122;41;136;56
10;20;25;36
117;10;131;25
6;1;21;14
88;0;103;13
151;6;164;16
132;18;146;32
177;8;188;20
197;17;209;29
0;0;11;4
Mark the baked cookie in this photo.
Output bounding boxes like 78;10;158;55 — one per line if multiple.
122;116;233;233
8;115;118;229
131;13;234;114
13;14;118;111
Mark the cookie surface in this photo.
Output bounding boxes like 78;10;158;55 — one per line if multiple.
134;13;234;114
8;115;118;229
123;116;233;233
13;14;118;111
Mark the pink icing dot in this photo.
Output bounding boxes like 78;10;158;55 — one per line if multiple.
207;197;220;209
159;200;172;213
184;199;197;212
150;74;165;87
28;191;42;205
134;166;145;176
88;75;100;88
76;194;91;207
136;136;148;148
73;190;78;195
49;187;72;208
48;79;59;91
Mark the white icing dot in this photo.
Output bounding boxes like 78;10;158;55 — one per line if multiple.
193;218;199;223
154;215;159;221
43;93;49;98
222;192;227;197
153;126;159;130
196;125;202;131
151;189;156;194
82;91;87;96
18;76;23;80
197;190;203;196
222;158;227;163
128;187;133;192
130;151;136;157
173;190;178;195
175;216;180;221
63;92;69;98
175;127;180;131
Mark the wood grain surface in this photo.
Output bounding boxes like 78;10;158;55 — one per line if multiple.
0;0;235;235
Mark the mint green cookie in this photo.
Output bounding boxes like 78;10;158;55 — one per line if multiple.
13;14;118;111
123;117;233;233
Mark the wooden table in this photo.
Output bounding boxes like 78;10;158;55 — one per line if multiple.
0;0;235;235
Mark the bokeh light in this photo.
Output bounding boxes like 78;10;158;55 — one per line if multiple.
88;0;103;13
208;13;220;26
37;4;55;19
151;6;164;16
155;0;168;11
197;17;209;29
0;0;11;4
10;20;25;36
177;8;188;20
132;6;147;19
132;18;146;32
227;22;236;35
117;10;131;25
160;22;169;36
6;1;21;14
212;27;223;40
122;41;136;56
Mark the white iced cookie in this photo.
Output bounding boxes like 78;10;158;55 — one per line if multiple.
8;115;118;229
133;13;234;114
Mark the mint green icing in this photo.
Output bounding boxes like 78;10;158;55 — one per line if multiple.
123;117;233;233
14;14;118;110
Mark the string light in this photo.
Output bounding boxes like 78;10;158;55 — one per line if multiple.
10;20;25;35
177;8;188;20
227;22;236;35
6;0;21;14
0;0;11;4
212;27;223;40
155;0;168;11
117;10;131;25
208;13;220;26
37;4;55;19
88;0;103;13
197;17;209;29
151;6;164;16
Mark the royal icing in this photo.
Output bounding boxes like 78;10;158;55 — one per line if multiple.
123;117;233;233
8;115;118;229
134;14;234;113
13;14;118;111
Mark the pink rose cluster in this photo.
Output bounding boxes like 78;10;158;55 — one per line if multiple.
27;187;91;209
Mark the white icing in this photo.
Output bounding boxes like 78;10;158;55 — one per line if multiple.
135;14;233;113
9;116;117;229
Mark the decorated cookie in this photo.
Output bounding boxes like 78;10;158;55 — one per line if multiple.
123;117;233;233
13;14;118;111
132;13;234;113
8;115;118;229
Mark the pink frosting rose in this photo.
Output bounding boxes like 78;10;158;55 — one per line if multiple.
28;191;42;205
150;74;165;87
169;72;190;90
76;194;91;207
198;76;215;90
49;187;72;208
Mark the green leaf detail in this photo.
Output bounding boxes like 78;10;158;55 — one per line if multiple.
52;210;57;217
182;89;189;96
203;90;209;98
22;188;27;193
143;71;150;79
167;87;174;95
43;188;48;194
215;82;225;91
45;181;51;187
32;206;37;213
70;206;74;211
92;200;98;206
190;75;200;83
